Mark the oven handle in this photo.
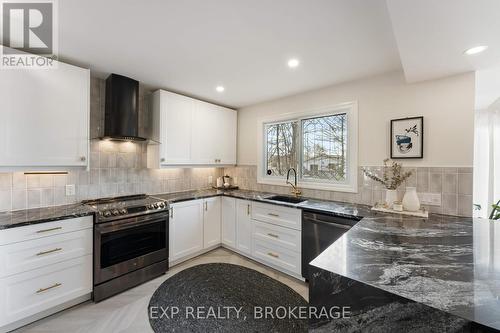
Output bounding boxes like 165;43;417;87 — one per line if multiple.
96;215;168;234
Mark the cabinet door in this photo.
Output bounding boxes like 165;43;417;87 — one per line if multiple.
203;197;221;248
236;199;252;255
221;197;236;248
191;101;219;164
216;106;237;165
161;91;193;165
0;61;89;168
169;200;203;262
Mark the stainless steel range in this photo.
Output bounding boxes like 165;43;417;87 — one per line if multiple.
83;194;169;302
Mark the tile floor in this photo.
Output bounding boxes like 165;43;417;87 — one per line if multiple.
15;248;309;333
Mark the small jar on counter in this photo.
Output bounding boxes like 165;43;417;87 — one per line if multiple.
393;201;403;212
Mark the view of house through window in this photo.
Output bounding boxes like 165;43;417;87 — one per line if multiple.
302;113;347;181
264;112;348;183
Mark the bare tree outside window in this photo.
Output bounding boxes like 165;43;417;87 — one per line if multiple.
301;113;347;181
265;121;297;176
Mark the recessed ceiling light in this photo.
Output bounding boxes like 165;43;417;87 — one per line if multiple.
287;58;300;68
216;86;225;92
464;45;488;55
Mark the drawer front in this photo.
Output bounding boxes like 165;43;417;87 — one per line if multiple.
253;220;301;253
251;202;301;230
0;216;93;246
0;229;92;278
252;238;301;275
0;255;92;326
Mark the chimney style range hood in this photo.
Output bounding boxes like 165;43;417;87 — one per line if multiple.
102;73;147;141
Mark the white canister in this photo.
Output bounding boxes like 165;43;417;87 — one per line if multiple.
385;189;398;208
403;187;421;212
216;177;223;188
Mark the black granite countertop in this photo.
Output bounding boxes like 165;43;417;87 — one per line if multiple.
310;213;500;330
0;203;96;230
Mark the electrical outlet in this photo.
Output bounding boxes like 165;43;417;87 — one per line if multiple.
208;176;213;185
233;177;238;185
65;184;76;196
418;192;441;206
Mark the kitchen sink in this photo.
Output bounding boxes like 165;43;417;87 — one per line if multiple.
266;195;307;204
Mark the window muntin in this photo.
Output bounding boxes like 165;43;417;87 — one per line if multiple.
301;113;347;182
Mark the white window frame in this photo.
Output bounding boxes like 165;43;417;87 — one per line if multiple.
257;101;358;193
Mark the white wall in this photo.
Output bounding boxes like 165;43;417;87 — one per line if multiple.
237;71;475;167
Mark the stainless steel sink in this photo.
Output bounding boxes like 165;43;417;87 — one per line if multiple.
266;195;307;204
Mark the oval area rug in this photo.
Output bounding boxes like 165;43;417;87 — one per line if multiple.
148;263;308;332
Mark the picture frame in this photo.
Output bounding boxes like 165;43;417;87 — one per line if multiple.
390;116;424;159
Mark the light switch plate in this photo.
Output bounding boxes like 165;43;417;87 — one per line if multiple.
233;177;238;185
65;184;76;196
208;176;213;185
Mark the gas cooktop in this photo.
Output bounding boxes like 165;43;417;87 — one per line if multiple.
83;194;168;222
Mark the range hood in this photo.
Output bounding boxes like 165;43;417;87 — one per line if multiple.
102;73;147;141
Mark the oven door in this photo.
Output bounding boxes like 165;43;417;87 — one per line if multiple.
94;211;168;285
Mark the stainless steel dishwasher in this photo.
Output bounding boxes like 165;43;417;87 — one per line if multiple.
301;210;360;280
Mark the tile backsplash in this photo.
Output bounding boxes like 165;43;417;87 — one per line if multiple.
0;140;222;212
223;165;473;217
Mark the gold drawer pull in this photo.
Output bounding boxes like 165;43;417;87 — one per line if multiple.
267;252;279;258
36;248;62;256
36;227;62;234
267;233;279;238
36;283;62;294
267;213;280;217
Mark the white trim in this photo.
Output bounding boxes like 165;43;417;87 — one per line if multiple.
257;101;358;193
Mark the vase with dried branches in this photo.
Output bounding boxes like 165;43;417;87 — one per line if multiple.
363;159;413;208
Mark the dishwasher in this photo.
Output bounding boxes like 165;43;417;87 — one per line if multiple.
301;210;360;280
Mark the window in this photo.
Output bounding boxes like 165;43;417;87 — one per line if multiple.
258;102;358;192
265;121;297;176
302;114;347;182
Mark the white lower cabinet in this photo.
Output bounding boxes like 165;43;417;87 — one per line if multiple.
168;196;303;280
251;204;302;277
235;199;253;256
169;199;204;263
203;197;221;249
221;197;236;248
0;216;93;331
0;256;92;329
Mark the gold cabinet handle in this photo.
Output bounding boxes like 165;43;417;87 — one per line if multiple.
267;233;279;238
170;208;174;219
36;248;62;256
36;227;62;234
36;283;62;294
267;252;279;258
247;204;250;216
204;201;208;211
268;213;280;217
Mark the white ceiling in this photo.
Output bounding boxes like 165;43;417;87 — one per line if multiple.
386;0;500;83
58;0;400;108
57;0;500;108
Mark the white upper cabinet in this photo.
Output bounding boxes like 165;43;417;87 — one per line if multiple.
148;89;237;167
0;60;90;170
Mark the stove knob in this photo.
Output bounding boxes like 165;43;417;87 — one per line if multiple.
153;203;159;209
158;202;165;209
120;209;127;215
148;204;154;209
103;211;112;217
112;209;120;216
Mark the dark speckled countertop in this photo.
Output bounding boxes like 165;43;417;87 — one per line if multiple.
0;203;96;230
